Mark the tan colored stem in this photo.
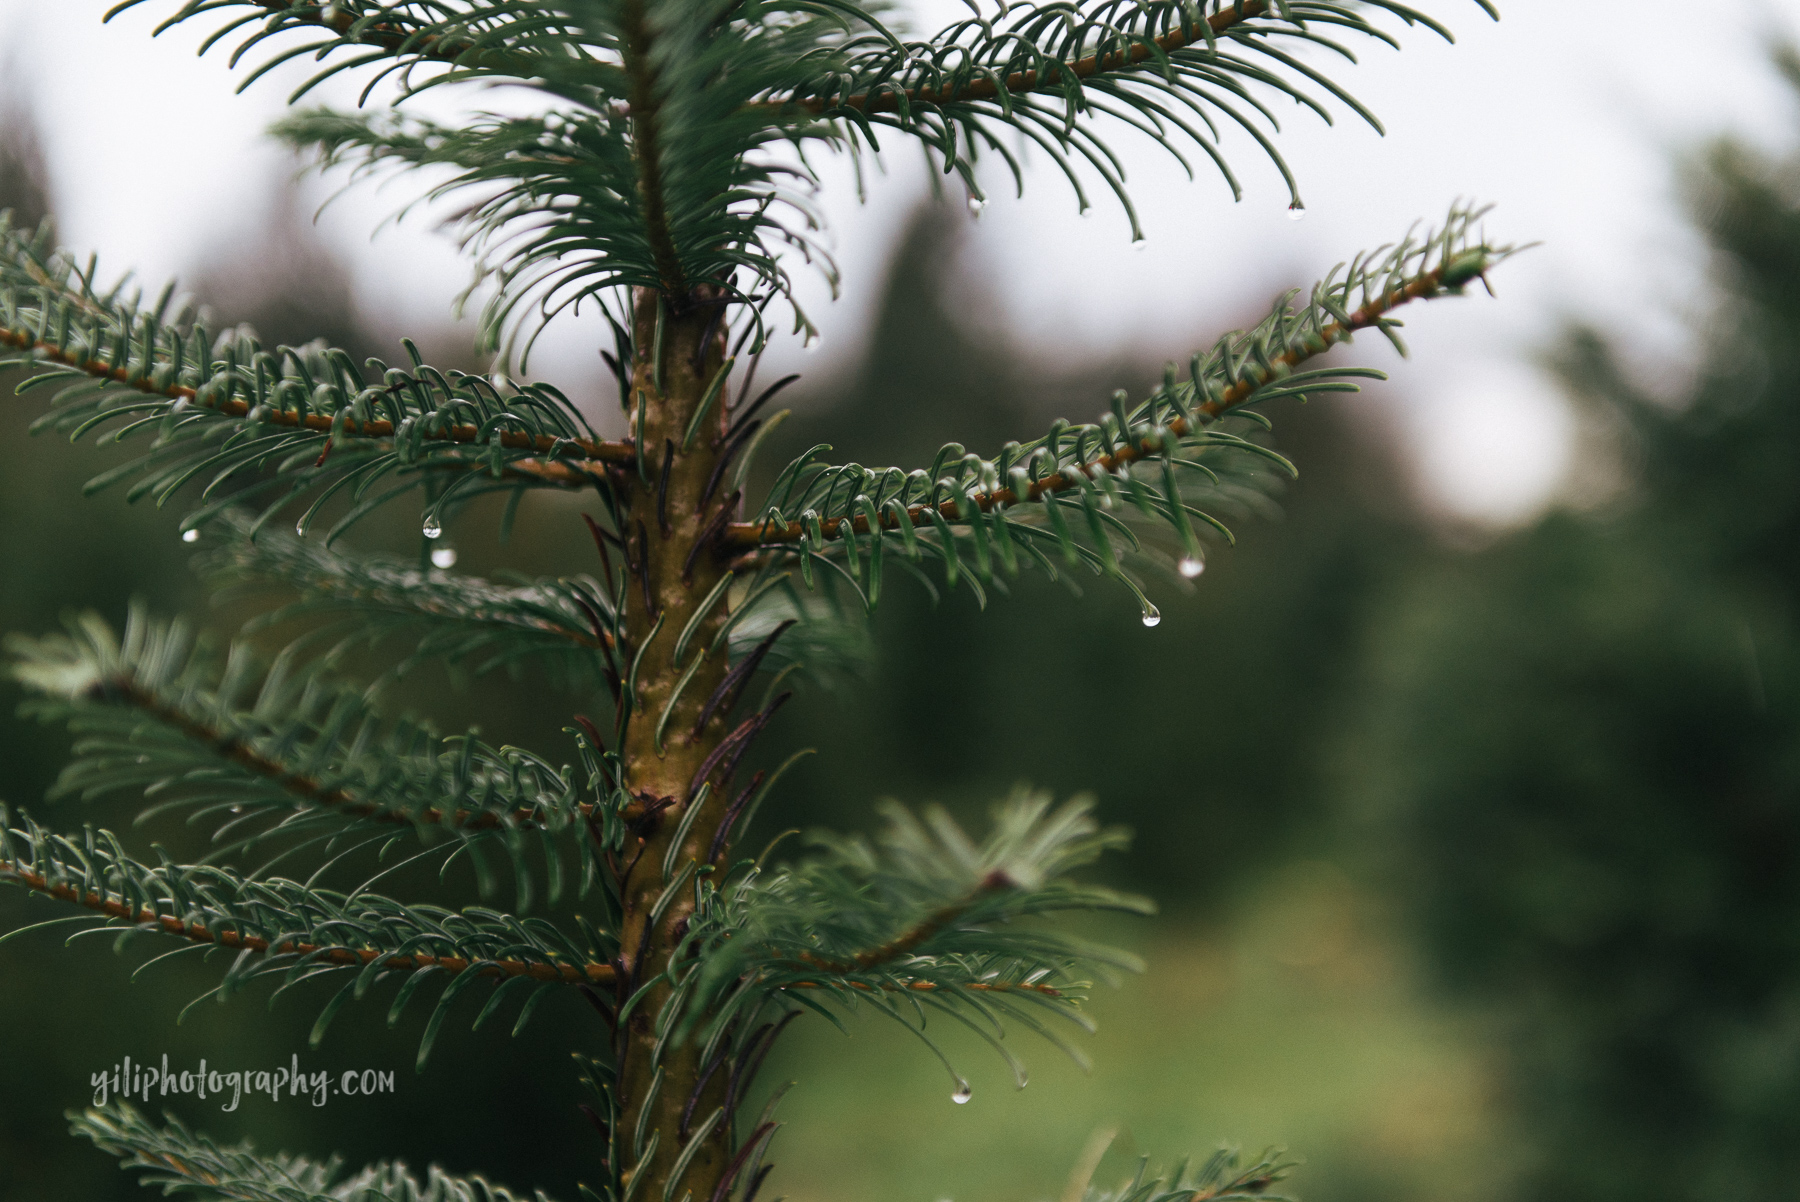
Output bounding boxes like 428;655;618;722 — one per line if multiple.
613;287;739;1202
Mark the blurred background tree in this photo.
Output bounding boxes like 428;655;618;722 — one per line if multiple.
6;41;1800;1202
1344;51;1800;1202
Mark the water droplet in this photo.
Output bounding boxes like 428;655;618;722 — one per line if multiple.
431;546;458;569
1141;605;1162;628
422;519;443;539
802;333;821;353
951;1080;972;1105
1131;238;1146;252
967;195;986;217
1287;202;1307;222
181;529;201;544
295;521;307;538
1178;555;1204;578
229;805;245;814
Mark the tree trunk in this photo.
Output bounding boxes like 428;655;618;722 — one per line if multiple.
614;285;738;1202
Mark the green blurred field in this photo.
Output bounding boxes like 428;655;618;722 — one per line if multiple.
767;867;1510;1202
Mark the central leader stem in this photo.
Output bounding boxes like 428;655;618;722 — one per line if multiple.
613;286;738;1202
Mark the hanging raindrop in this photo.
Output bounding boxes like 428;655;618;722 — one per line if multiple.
423;518;443;539
1141;604;1162;628
1131;238;1147;252
951;1080;973;1105
802;332;821;353
1287;202;1307;222
967;195;986;217
431;546;458;569
295;521;307;538
1178;555;1204;578
181;529;201;544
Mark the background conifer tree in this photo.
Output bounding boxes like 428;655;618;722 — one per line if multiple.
1350;48;1800;1202
0;3;1511;1200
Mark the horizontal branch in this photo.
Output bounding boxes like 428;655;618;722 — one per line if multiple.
785;977;1062;996
233;0;611;86
796;870;1011;971
97;673;595;834
246;0;502;67
775;874;1064;994
225;549;617;655
726;256;1462;548
76;1107;553;1202
3;863;615;984
4;855;1053;994
0;325;634;469
787;0;1269;115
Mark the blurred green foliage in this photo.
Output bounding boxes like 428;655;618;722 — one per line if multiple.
1348;55;1800;1202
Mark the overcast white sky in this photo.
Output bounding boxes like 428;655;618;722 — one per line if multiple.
3;0;1798;521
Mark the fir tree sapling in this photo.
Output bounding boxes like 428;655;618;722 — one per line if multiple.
0;3;1513;1200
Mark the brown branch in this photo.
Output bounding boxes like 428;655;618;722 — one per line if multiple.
785;978;1062;996
246;1;560;79
4;857;1047;994
0;325;635;467
1;864;615;984
97;676;596;834
724;260;1458;548
794;869;1013;976
215;1;1259;124
261;572;616;652
778;0;1271;116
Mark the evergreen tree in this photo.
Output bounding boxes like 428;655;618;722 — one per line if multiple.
0;4;1510;1200
1348;49;1800;1202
